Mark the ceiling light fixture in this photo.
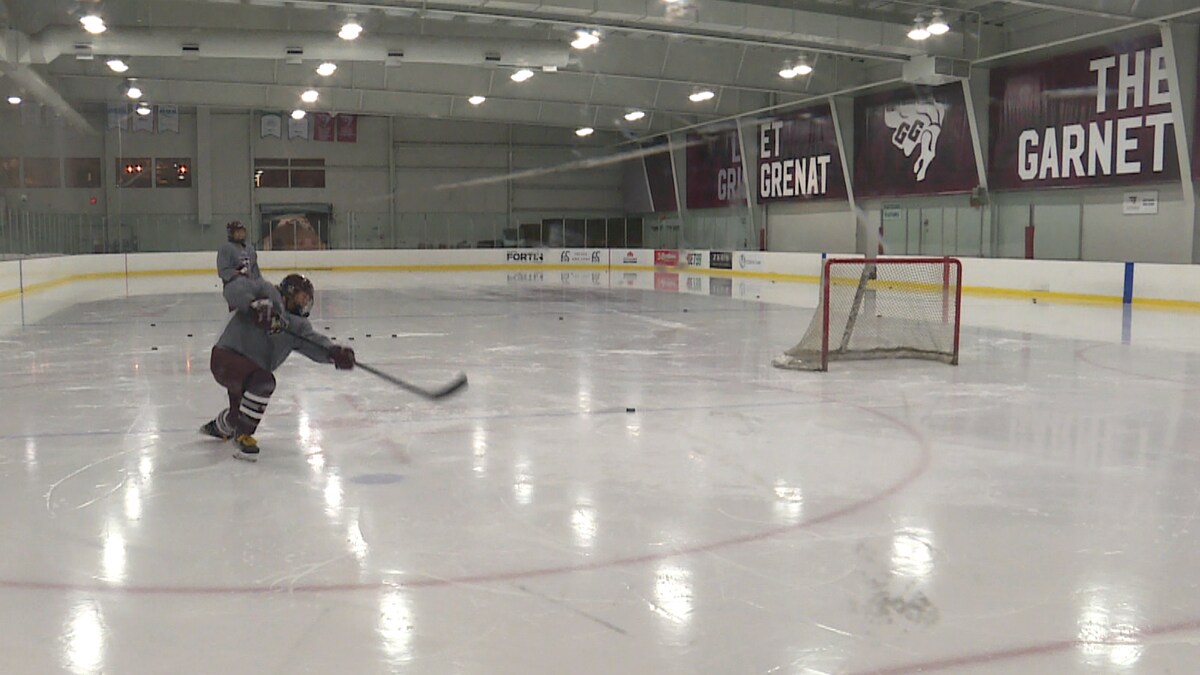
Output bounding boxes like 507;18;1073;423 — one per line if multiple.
339;16;363;40
688;89;715;102
794;62;814;76
301;89;319;103
575;127;594;137
571;29;600;50
511;69;534;82
125;80;143;100
106;59;130;74
135;102;152;116
291;109;307;120
6;96;21;105
468;95;486;105
624;110;645;122
779;66;797;79
316;62;338;77
908;17;931;41
927;10;950;35
80;15;106;34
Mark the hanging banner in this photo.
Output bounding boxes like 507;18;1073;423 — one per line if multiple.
685;127;746;209
336;114;358;142
288;115;310;140
157;105;179;134
642;138;677;213
990;35;1179;190
132;109;155;133
107;103;129;130
312;113;335;142
260;113;282;139
757;103;846;202
854;83;976;197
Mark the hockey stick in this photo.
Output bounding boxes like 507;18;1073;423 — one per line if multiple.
283;326;468;401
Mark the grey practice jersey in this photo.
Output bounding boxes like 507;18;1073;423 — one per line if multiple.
216;278;334;372
217;241;262;284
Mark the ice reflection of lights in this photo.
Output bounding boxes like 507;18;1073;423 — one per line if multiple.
101;529;126;583
299;410;321;446
473;427;487;476
124;483;142;521
571;500;597;548
308;452;326;473
653;564;694;628
378;590;415;665
63;600;105;675
138;454;153;481
324;474;343;515
24;438;37;469
891;527;935;579
772;480;803;523
347;516;369;564
1077;595;1143;668
513;460;533;505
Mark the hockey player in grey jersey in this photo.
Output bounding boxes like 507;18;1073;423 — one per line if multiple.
218;220;262;310
200;273;355;461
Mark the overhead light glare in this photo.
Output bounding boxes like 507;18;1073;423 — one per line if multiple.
291;109;307;120
6;96;21;105
135;102;152;116
688;89;715;102
511;69;534;82
908;17;931;41
575;127;594;137
571;30;600;50
80;15;107;34
468;95;486;105
779;67;797;79
624;110;645;121
106;59;129;74
927;10;950;35
316;62;338;77
301;89;319;103
339;18;363;40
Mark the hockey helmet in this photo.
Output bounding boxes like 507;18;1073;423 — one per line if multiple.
278;273;315;317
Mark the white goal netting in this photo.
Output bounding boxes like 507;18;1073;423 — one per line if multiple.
773;258;961;372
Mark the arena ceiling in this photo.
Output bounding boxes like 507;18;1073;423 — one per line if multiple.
0;0;1196;136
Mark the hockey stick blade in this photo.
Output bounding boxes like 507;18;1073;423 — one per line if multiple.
356;363;468;400
283;326;468;401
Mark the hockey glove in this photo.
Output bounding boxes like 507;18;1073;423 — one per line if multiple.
250;298;283;334
329;345;355;370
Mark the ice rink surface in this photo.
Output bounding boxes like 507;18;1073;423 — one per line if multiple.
2;270;1200;674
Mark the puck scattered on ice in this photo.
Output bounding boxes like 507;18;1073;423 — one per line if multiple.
151;346;158;351
1032;298;1038;304
392;334;397;338
683;309;688;313
366;334;372;338
348;337;354;341
559;316;563;320
187;334;193;337
324;326;331;330
150;323;156;327
626;407;636;413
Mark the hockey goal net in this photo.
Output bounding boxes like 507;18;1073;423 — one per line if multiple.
773;257;962;372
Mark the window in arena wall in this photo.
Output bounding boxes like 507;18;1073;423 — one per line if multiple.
290;158;326;189
116;158;152;188
66;158;102;188
155;158;193;188
0;158;18;189
253;158;325;188
23;158;61;188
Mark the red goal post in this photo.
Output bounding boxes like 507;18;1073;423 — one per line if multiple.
773;257;962;372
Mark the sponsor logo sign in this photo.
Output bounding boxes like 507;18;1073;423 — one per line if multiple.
686;252;703;267
622;250;641;265
506;250;544;263
654;249;680;266
709;251;733;270
737;253;765;270
654;272;679;292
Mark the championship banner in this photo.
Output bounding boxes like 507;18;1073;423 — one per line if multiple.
312;113;335;142
157;105;179;134
854;83;976;197
336;114;358;142
990;35;1179;190
288;115;310;140
757;104;846;202
260;113;282;139
107;103;129;131
686;127;747;209
132;109;155;133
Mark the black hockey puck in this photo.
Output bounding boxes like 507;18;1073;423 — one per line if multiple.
366;334;372;338
683;309;688;313
151;346;158;351
626;407;636;413
150;323;156;327
348;337;354;341
392;334;397;338
559;316;564;320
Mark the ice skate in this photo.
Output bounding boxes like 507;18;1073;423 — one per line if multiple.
233;434;259;462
